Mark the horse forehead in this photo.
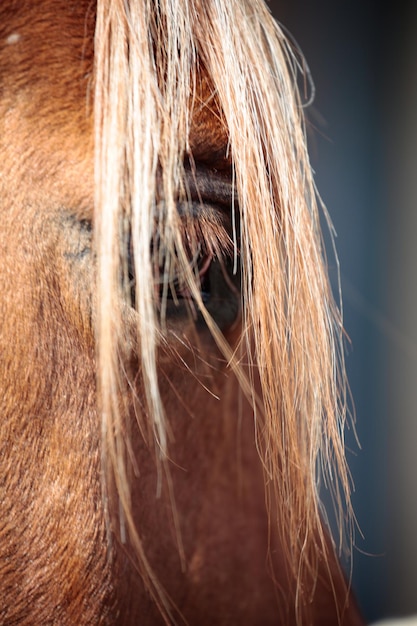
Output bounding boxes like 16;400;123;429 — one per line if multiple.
0;1;229;179
0;2;94;110
0;0;93;36
188;70;230;166
0;2;92;213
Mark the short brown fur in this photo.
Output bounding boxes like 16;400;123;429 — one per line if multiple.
0;1;363;624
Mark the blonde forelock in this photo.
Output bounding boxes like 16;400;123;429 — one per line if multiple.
94;0;353;621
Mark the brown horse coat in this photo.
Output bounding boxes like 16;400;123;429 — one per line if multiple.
0;1;364;624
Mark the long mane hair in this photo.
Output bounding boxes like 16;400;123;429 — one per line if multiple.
94;0;352;620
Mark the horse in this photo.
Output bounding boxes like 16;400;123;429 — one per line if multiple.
0;1;364;624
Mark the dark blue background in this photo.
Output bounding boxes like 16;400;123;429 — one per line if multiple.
270;2;417;622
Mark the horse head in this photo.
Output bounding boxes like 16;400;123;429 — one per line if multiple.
0;1;363;624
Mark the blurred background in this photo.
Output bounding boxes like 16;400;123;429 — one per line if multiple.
269;1;417;623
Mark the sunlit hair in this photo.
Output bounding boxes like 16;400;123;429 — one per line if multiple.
94;0;352;621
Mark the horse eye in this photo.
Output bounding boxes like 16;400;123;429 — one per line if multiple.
126;198;240;330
